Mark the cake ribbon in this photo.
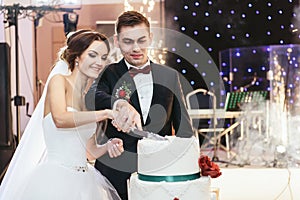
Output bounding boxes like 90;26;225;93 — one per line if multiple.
138;173;200;182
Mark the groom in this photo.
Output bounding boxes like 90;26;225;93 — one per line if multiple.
85;10;193;200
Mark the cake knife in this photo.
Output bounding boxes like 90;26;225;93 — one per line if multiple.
131;128;168;141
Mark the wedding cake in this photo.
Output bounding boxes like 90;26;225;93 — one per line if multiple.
128;136;211;200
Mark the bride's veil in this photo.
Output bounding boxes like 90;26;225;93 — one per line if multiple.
0;30;122;200
0;60;70;199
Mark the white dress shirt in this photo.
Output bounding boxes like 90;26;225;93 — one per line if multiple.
125;60;153;124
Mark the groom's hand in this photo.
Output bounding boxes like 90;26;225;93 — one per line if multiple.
112;100;142;133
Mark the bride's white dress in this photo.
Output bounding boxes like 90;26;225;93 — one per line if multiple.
13;107;117;200
0;61;120;200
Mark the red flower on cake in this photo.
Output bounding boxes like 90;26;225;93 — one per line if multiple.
174;198;179;200
198;155;222;178
115;81;132;102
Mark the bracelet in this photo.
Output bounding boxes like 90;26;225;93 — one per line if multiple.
107;138;113;143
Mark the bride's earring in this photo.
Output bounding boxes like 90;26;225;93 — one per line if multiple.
75;61;79;67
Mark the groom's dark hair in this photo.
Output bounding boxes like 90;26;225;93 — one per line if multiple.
115;10;150;34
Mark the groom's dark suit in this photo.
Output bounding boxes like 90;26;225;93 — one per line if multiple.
85;59;193;200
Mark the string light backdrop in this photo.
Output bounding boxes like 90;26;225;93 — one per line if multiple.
165;0;300;91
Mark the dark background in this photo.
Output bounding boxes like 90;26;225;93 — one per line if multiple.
164;0;299;91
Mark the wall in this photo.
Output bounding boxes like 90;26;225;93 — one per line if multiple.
0;0;164;136
36;2;164;99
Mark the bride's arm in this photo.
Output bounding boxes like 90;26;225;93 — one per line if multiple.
46;75;114;128
86;135;124;160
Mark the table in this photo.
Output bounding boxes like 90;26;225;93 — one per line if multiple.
211;167;300;200
187;109;264;119
187;109;264;158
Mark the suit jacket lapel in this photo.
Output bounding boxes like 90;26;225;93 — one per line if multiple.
117;59;130;77
117;59;143;121
144;64;158;125
130;89;142;120
119;60;165;126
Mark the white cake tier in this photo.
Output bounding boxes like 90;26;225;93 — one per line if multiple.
137;136;200;176
128;173;211;200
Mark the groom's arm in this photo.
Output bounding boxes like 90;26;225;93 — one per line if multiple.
85;67;117;111
85;66;142;132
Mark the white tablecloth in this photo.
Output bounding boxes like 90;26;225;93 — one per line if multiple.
211;167;300;200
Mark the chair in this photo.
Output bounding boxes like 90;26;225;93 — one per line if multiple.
186;89;230;159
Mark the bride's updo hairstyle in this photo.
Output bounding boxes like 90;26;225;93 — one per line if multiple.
61;29;110;71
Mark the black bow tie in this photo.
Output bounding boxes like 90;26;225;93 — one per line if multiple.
128;65;151;77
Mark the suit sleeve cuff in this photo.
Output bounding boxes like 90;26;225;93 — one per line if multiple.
113;99;128;111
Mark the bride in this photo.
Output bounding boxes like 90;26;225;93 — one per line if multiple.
0;30;124;200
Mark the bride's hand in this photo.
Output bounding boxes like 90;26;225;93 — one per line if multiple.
111;100;142;133
111;110;121;131
106;138;124;158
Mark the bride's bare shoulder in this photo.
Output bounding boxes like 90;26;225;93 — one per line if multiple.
49;74;66;82
49;74;68;85
47;74;69;93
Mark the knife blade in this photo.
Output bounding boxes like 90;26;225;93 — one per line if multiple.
131;128;168;141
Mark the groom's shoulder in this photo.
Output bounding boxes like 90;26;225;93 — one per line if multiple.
152;62;178;74
105;59;125;70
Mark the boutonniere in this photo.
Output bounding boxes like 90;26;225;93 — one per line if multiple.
115;81;132;102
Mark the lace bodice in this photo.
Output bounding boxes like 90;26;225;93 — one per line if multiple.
42;107;97;167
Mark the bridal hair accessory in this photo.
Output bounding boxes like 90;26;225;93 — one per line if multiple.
115;81;132;102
